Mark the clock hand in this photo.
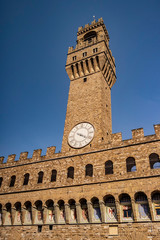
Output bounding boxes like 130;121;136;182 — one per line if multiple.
76;133;86;138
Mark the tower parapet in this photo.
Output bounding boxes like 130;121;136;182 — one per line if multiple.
66;18;116;89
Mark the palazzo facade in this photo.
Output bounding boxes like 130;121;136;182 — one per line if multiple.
0;18;160;240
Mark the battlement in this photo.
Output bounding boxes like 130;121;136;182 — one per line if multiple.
0;124;159;167
110;124;160;146
68;18;110;54
0;146;58;167
77;17;109;39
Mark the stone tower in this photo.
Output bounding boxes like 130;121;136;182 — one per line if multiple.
62;18;116;152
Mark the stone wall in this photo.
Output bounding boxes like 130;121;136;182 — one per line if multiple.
0;223;160;240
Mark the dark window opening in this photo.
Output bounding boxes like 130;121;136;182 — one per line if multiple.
38;225;42;232
49;225;53;230
0;177;3;188
91;58;95;71
85;164;93;177
9;175;16;187
104;196;115;204
23;173;29;185
51;170;57;182
126;157;136;172
38;171;44;184
83;77;87;82
76;63;79;76
149;153;160;169
84;31;97;42
152;192;160;201
80;61;84;74
93;48;98;53
71;65;75;78
85;60;89;72
96;56;100;68
83;52;87;57
120;194;131;203
72;56;76;61
135;192;147;202
105;161;113;175
67;167;74;179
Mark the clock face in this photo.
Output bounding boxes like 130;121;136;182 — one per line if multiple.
68;122;95;148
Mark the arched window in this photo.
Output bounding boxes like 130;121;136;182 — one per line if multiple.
119;194;132;219
135;192;150;220
68;199;77;223
105;160;113;175
35;200;43;222
152;192;160;217
23;173;29;185
51;169;57;182
85;164;93;177
37;171;44;184
46;199;55;223
126;157;136;172
9;175;16;187
79;198;89;222
84;31;97;43
149;153;160;169
104;195;117;222
14;202;22;224
58;200;65;223
24;201;32;224
91;197;101;222
0;177;3;188
67;167;74;179
5;203;12;225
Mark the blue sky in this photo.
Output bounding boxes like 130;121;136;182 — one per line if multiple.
0;0;160;159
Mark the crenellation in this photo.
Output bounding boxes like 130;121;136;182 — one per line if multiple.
7;154;16;163
19;152;28;161
46;146;56;159
0;156;4;164
154;124;160;137
85;23;89;28
32;149;42;161
111;132;122;144
132;128;144;139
